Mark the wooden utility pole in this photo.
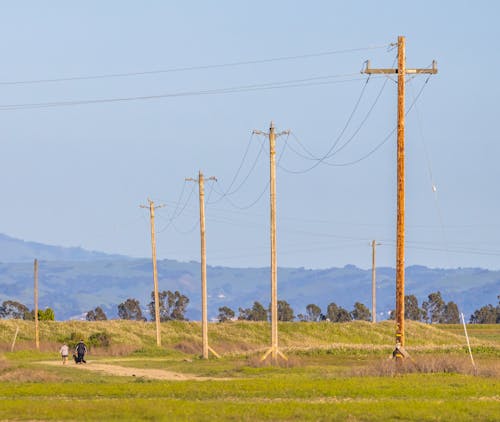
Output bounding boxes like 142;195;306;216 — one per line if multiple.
34;259;39;350
364;36;437;350
371;241;381;323
140;199;165;347
254;121;289;364
186;171;220;359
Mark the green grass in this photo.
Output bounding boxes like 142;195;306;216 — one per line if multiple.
0;373;497;421
0;320;498;420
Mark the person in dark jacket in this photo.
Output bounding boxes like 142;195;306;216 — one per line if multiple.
74;339;87;364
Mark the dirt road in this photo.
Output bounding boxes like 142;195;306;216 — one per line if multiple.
39;360;228;381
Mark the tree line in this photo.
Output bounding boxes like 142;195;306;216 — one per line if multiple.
1;291;498;324
86;290;190;322
0;300;55;320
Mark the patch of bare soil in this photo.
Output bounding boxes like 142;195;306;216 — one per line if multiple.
38;360;229;381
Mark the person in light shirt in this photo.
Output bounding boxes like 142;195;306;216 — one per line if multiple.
59;343;69;365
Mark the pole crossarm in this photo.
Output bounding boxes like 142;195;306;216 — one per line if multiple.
139;198;166;210
253;129;291;138
362;59;438;75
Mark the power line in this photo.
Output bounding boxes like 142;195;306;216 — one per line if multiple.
208;134;267;204
277;57;398;174
317;76;432;167
0;74;379;111
157;182;197;233
211;132;289;211
277;75;373;174
0;44;390;86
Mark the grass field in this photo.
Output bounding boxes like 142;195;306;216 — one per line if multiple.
0;320;498;421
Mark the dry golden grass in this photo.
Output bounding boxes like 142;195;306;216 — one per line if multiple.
0;319;498;358
351;355;500;377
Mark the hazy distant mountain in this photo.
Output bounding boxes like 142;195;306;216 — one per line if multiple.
0;233;128;263
0;234;498;321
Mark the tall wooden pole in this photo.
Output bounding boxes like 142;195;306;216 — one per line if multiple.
363;36;437;352
187;172;220;359
141;199;163;347
34;259;39;350
395;36;406;346
371;241;376;324
199;171;209;359
255;122;289;364
269;121;278;364
150;200;161;347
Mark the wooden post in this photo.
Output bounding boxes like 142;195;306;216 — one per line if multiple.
255;122;289;364
34;259;39;350
363;36;437;352
269;121;278;364
11;326;19;352
371;241;376;324
150;200;161;347
199;172;209;359
140;199;164;347
187;172;219;359
395;35;406;347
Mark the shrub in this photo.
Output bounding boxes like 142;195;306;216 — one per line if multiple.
88;332;111;348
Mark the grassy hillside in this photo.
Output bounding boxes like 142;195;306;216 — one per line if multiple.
1;320;498;357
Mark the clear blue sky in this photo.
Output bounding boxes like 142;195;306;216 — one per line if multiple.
0;1;499;270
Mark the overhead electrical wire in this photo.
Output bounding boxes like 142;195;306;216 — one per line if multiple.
0;74;381;111
277;75;374;174
207;133;255;205
208;133;267;205
157;182;197;233
277;56;398;174
322;75;432;167
0;44;390;86
279;75;433;171
211;132;290;211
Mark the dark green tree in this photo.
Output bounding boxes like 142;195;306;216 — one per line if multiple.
305;304;322;322
217;306;235;323
442;301;460;323
149;290;190;321
238;301;268;321
0;300;31;319
169;291;190;321
350;302;371;321
390;295;427;321
470;304;497;324
277;300;294;321
404;295;426;321
326;302;352;322
86;306;108;321
422;291;446;323
118;298;145;321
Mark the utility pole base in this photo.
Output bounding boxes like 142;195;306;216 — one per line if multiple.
208;346;221;359
260;346;288;363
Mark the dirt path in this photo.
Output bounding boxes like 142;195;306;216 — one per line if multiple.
38;360;228;381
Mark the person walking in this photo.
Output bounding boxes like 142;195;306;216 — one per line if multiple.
59;343;69;365
75;339;87;364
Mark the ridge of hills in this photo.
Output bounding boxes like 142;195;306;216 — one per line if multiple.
0;233;128;263
0;233;498;321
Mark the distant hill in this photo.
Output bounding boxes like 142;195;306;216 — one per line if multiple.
0;234;498;321
0;233;128;263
